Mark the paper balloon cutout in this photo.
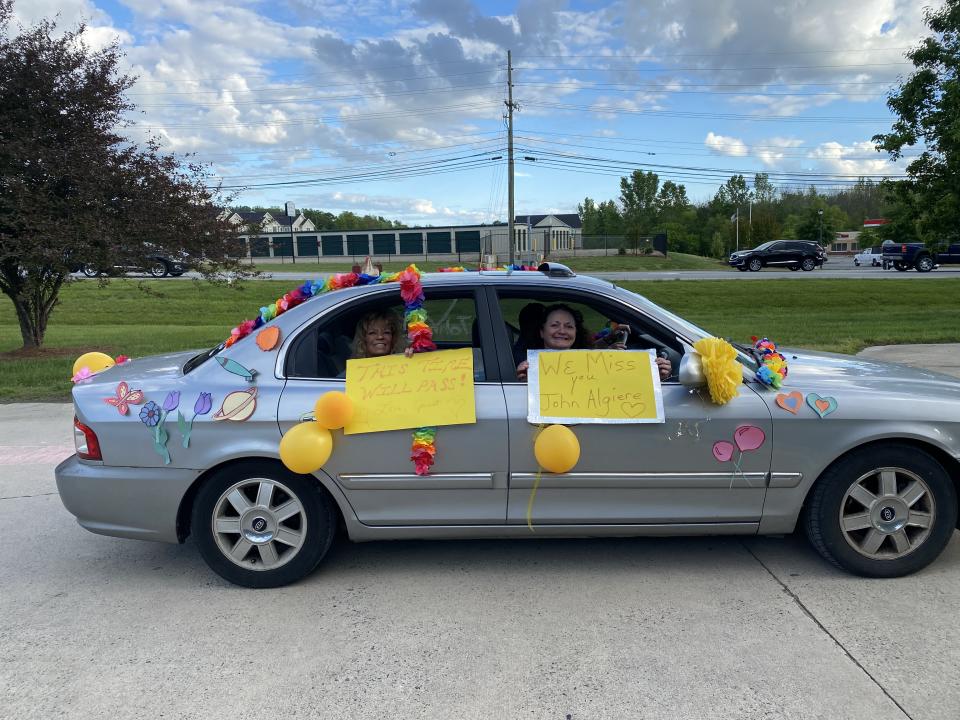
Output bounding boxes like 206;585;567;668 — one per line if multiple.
256;326;281;351
314;391;354;430
72;351;115;378
712;440;734;463
280;423;333;474
534;424;580;474
734;425;765;452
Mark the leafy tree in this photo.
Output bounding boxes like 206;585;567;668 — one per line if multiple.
0;3;244;348
619;170;660;241
597;200;623;236
874;0;960;244
578;197;599;236
752;173;778;204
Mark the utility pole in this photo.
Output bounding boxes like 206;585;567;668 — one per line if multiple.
505;50;518;266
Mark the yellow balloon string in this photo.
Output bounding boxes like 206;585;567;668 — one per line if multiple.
526;423;545;532
526;467;543;533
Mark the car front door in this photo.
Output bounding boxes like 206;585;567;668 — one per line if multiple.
490;286;773;528
276;285;509;526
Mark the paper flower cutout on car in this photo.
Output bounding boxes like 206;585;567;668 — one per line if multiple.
178;391;213;448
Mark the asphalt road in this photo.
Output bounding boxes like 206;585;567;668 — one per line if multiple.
3;344;960;719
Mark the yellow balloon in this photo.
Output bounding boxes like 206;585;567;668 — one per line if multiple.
314;391;354;429
534;424;580;474
279;423;333;474
72;351;115;377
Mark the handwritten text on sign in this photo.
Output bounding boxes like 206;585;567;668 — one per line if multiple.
344;347;476;434
527;349;665;424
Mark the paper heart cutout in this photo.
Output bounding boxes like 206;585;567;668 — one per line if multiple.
775;391;803;414
806;393;838;418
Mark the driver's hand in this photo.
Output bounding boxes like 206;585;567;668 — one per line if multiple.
516;360;529;381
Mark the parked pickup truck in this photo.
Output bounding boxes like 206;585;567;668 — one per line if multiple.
882;242;960;272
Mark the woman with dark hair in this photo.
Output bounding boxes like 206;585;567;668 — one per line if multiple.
514;303;671;382
515;304;592;381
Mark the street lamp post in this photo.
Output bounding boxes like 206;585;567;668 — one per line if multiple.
818;209;824;245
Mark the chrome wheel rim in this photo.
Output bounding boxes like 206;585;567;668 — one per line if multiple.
839;466;935;560
212;477;307;571
802;258;815;270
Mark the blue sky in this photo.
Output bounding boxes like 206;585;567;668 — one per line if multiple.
12;0;938;226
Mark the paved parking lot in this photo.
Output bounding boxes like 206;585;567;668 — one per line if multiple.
2;347;960;718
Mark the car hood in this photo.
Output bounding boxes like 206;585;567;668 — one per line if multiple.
779;347;960;397
76;350;200;386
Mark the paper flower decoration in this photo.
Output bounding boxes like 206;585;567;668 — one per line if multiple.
139;401;161;427
693;337;741;405
751;336;789;389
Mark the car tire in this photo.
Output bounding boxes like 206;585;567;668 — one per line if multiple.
82;264;100;277
747;258;762;272
915;256;934;273
788;265;799;271
804;444;957;578
192;460;336;588
736;265;748;272
800;257;816;271
149;260;169;278
854;259;860;267
894;261;908;271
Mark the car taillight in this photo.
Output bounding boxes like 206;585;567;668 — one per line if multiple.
73;416;102;461
901;244;907;252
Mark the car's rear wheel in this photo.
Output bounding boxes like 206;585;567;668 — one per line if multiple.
915;256;934;273
149;260;169;278
788;264;799;271
192;461;336;588
82;264;101;277
736;265;748;272
804;445;957;577
747;258;762;272
894;261;908;271
800;257;816;271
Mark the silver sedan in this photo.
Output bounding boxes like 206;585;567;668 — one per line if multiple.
56;266;960;587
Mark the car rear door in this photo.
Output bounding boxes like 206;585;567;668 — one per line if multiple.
276;285;509;526
489;285;772;528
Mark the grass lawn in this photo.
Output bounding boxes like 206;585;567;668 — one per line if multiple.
1;277;958;401
243;251;728;275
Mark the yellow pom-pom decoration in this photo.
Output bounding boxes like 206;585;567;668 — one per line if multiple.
693;337;742;405
72;351;115;377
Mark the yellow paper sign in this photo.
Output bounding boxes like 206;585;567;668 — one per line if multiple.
528;349;665;424
344;347;476;434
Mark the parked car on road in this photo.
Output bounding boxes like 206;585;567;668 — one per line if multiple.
81;253;186;278
882;242;960;272
854;247;884;267
728;240;827;272
56;265;960;587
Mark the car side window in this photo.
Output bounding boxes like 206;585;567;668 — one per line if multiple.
285;290;487;381
494;289;683;382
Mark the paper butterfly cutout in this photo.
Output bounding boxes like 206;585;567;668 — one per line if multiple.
103;381;145;416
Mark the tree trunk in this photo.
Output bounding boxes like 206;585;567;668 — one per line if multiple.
12;295;45;349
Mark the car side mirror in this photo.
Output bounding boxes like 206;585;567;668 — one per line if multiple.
678;352;706;388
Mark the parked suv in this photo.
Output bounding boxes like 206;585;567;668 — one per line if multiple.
728;240;826;272
81;253;186;278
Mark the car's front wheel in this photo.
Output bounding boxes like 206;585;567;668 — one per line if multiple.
804;444;957;577
747;258;762;272
854;259;861;266
192;461;336;588
82;264;101;277
800;257;817;271
149;260;169;278
915;256;935;272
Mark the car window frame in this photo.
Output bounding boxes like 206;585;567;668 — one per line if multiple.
282;284;502;383
485;284;683;385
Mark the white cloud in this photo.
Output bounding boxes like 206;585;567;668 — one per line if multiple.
705;132;748;157
808;140;902;176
